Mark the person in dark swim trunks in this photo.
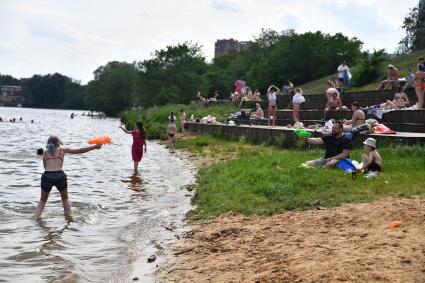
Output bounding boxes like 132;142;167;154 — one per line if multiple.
167;114;177;152
358;138;382;173
35;136;102;220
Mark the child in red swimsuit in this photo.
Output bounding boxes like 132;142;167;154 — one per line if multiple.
120;121;147;172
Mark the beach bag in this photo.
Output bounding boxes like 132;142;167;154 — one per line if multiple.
336;158;356;173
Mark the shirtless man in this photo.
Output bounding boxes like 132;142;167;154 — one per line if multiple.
180;109;187;136
324;91;348;120
377;64;400;90
343;102;365;131
415;63;425;109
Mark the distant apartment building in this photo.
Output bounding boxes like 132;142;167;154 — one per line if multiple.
214;39;253;58
0;85;24;103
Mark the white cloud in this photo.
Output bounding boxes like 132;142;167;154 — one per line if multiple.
0;0;419;83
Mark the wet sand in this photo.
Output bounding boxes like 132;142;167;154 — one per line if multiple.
159;198;425;282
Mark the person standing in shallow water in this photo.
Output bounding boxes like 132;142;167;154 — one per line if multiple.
35;136;102;220
167;113;177;153
120;121;147;172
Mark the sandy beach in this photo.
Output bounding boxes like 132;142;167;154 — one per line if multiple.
159;198;425;282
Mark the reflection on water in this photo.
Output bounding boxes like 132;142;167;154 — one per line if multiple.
122;173;145;193
0;107;195;282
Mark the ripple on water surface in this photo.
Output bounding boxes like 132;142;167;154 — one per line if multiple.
0;107;195;282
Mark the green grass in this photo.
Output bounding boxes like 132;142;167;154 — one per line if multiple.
119;103;238;139
176;135;425;221
299;49;425;95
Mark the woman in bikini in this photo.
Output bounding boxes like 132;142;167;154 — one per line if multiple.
415;64;425;109
167;116;177;152
267;85;279;127
35;136;102;220
380;87;410;110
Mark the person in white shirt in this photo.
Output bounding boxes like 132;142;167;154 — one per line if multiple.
292;88;305;123
337;61;350;88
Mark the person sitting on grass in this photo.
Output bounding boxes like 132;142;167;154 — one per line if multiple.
380;87;410;110
250;103;264;119
357;138;382;173
343;101;365;131
303;120;352;168
324;91;348;120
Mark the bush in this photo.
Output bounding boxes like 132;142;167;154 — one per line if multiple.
351;49;387;87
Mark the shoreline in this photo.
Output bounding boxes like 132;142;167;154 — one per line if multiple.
158;197;425;282
152;135;425;282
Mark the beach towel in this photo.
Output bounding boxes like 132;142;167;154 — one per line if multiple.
372;124;397;134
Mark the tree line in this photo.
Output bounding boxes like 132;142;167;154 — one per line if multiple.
3;0;424;116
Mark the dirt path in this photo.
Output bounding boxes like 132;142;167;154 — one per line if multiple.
159;198;425;282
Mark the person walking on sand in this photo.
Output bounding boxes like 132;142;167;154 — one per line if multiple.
180;109;187;136
35;136;102;220
119;121;147;172
167;115;177;153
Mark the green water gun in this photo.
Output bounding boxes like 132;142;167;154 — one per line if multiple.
294;128;312;138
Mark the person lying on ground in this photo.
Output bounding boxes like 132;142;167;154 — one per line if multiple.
324;91;348;120
343;101;365;131
357;138;382;173
250;103;264;119
380;87;410;110
377;64;400;90
303;120;352;168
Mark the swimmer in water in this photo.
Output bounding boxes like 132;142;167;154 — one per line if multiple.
35;136;102;220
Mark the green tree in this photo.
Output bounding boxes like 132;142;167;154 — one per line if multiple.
398;0;425;53
22;73;85;109
85;61;137;115
135;42;209;107
351;50;387;87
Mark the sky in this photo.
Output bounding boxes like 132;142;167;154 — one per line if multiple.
0;0;419;84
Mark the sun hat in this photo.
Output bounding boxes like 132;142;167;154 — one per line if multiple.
388;64;394;69
363;137;377;148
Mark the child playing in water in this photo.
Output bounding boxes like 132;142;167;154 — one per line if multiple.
35;136;102;220
358;138;382;173
120;121;147;172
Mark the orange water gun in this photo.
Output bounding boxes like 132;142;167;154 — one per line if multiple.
88;136;112;145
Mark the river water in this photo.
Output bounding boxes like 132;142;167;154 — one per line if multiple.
0;107;196;282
